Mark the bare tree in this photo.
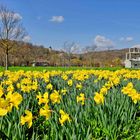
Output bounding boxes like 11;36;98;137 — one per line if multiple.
83;45;97;53
83;45;97;67
62;41;79;66
0;5;26;70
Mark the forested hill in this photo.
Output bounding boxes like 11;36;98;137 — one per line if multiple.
0;41;128;67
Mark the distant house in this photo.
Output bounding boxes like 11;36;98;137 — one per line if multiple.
32;58;49;66
125;45;140;68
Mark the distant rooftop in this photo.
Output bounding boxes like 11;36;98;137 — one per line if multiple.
131;44;140;48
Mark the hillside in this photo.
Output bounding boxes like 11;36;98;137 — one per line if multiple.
80;49;128;67
0;42;128;67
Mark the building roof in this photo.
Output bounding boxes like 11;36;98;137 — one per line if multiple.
131;44;140;48
32;58;49;63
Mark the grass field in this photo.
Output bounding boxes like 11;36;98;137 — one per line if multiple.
0;66;123;71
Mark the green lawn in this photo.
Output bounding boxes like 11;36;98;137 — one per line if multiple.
0;66;124;71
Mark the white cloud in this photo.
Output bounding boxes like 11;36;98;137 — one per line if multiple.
50;16;64;23
126;37;133;42
22;35;31;42
13;13;22;20
120;36;133;42
94;35;115;50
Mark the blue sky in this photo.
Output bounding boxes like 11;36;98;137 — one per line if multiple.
1;0;140;50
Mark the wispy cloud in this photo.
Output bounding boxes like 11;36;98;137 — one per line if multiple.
49;16;64;23
94;35;115;50
13;13;22;20
22;35;31;42
120;36;133;42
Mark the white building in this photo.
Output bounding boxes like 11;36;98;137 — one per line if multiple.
125;45;140;68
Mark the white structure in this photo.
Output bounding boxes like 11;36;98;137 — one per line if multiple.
125;45;140;68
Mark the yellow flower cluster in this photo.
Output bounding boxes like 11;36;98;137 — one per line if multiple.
94;74;120;105
36;92;49;105
0;90;22;116
20;78;38;93
0;69;140;130
122;82;140;104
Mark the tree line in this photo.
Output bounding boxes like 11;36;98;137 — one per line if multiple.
0;5;124;69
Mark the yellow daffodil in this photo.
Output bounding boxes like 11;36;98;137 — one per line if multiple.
0;86;4;98
61;89;67;95
67;80;73;86
77;93;85;105
40;104;51;120
50;90;61;104
94;92;104;105
59;109;71;126
0;98;9;115
21;110;33;128
7;84;14;93
76;83;82;90
0;108;8;116
100;86;108;95
6;92;23;110
61;74;68;80
46;83;53;90
36;92;49;105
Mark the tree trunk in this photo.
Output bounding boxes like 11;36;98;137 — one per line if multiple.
68;54;71;67
5;51;8;70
